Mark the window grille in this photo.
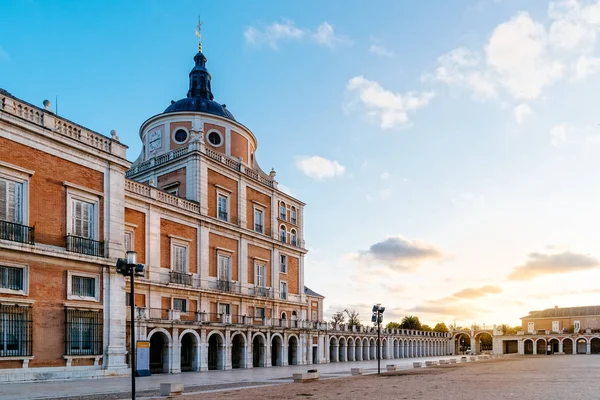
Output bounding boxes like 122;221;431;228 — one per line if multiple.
0;304;32;357
72;275;96;298
0;266;23;291
65;308;102;355
173;299;187;312
256;307;265;319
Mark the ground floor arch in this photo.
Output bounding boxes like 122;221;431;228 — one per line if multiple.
362;338;369;360
231;333;246;369
207;332;225;370
577;338;588;354
454;333;471;354
536;339;546;355
562;338;573;354
548;338;559;354
271;334;283;366
524;339;534;355
149;330;171;374
329;337;338;362
370;338;376;360
252;334;266;368
347;338;355;361
338;337;347;362
179;330;200;372
474;332;493;354
288;335;299;365
590;338;600;354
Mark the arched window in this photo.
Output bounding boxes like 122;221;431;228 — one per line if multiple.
279;202;286;220
291;310;297;320
281;312;287;320
279;225;286;243
290;229;297;246
290;207;297;224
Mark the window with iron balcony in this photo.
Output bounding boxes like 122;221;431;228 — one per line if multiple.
0;177;34;245
66;197;104;257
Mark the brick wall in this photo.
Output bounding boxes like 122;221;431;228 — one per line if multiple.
230;130;248;162
157;167;187;198
247;244;271;285
246;187;271;234
287;255;299;295
207;169;238;224
124;208;146;264
208;232;238;280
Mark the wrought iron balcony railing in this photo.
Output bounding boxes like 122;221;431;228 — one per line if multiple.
0;220;34;244
254;224;263;233
251;286;272;298
210;279;240;293
65;235;105;257
218;211;228;221
170;271;192;286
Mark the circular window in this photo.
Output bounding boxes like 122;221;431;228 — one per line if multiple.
207;131;223;147
173;129;188;143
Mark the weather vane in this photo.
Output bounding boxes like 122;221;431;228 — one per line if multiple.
195;16;203;52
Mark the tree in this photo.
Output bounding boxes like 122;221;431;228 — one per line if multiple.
400;315;422;330
386;322;401;330
344;309;362;327
330;311;345;325
434;322;449;333
501;324;521;335
421;324;433;332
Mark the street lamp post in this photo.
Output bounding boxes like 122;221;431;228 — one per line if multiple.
371;304;385;375
116;251;145;400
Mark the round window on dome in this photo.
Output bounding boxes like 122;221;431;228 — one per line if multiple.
207;131;223;147
173;129;188;144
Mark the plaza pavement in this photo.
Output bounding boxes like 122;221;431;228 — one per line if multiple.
1;355;459;400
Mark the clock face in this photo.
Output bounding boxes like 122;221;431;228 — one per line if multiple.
148;130;162;151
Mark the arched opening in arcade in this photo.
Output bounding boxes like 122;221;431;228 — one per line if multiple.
291;310;298;328
362;338;369;360
577;338;588;354
208;333;225;370
271;335;283;366
288;336;299;365
562;338;573;354
524;339;534;354
590;338;600;354
548;338;559;354
149;331;170;374
180;332;199;372
231;333;246;369
393;339;399;358
329;337;338;362
338;337;347;362
474;332;493;354
404;340;409;358
536;339;546;355
370;338;377;360
382;338;388;359
347;338;355;361
252;334;266;367
454;333;471;355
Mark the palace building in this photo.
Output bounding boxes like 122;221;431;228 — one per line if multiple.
0;39;450;383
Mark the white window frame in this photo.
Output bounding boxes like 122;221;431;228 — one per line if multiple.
65;183;102;240
280;254;288;273
280;281;288;300
255;307;265;319
253;206;264;234
254;263;266;288
527;322;535;334
279;225;286;243
574;320;581;333
67;271;100;302
552;320;559;333
171;126;190;145
279;202;286;220
0;261;28;296
217;254;232;282
0;161;33;226
217;192;230;222
218;303;231;315
124;230;134;252
206;130;224;148
311;310;317;321
169;236;190;274
173;298;188;313
290;207;297;224
290;229;297;246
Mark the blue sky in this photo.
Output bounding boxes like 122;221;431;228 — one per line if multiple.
3;0;600;327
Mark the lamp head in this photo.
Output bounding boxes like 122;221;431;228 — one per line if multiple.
126;251;137;265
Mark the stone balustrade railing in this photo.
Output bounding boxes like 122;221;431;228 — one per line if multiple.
125;179;200;214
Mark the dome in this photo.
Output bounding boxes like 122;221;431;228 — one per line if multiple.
164;97;236;121
162;50;236;121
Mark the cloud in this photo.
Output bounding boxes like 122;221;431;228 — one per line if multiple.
451;285;502;299
380;171;391;180
513;103;533;125
244;20;349;50
369;44;394;57
295;155;345;180
430;2;600;101
550;124;572;147
346;76;434;129
356;236;445;272
508;251;600;280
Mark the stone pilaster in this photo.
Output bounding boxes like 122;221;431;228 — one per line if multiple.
199;225;210;288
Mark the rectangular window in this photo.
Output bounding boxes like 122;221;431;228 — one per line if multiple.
280;281;288;300
72;275;96;298
172;244;188;273
574;320;580;333
124;231;133;252
173;298;187;312
71;199;94;239
254;209;263;233
527;322;534;334
217;194;228;221
219;303;230;315
256;307;265;319
218;255;231;281
0;304;32;357
0;178;23;223
311;310;317;321
280;255;287;273
552;321;559;333
255;264;266;287
0;266;24;291
65;309;102;355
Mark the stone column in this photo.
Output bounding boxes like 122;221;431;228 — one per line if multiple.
171;328;181;374
238;180;247;228
266;332;272;367
587;341;591;355
185;143;201;202
200;329;208;371
225;330;232;370
199;155;208;215
533;342;537;355
518;339;524;355
246;331;253;369
199;225;210;289
239;238;248;294
558;341;563;354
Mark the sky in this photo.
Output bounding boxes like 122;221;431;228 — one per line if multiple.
2;0;600;328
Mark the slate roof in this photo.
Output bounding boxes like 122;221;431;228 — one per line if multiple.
304;286;324;298
521;305;600;319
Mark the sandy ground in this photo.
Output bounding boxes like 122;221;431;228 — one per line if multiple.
188;356;600;400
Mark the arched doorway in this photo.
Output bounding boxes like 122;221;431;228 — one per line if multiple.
454;333;470;355
362;338;369;360
252;334;266;367
590;338;600;354
149;331;170;374
329;337;338;362
339;337;347;362
563;338;573;354
231;333;246;368
180;332;199;372
524;339;534;354
208;333;224;370
370;338;376;360
288;336;299;365
271;335;283;366
475;333;493;354
548;338;559;354
536;339;546;355
577;338;588;354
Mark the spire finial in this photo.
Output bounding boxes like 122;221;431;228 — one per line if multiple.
195;16;203;52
